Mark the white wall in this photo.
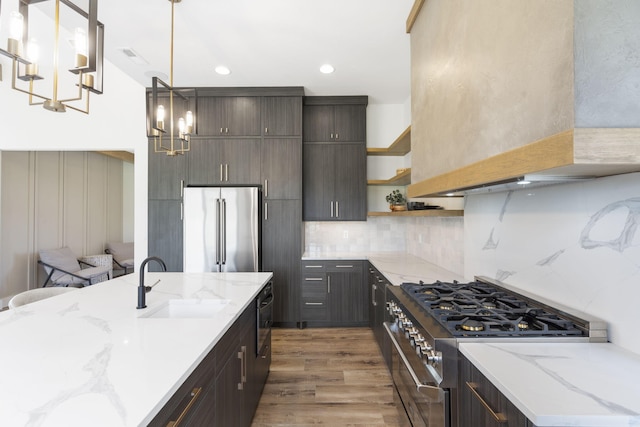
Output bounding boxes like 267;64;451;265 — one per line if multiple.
464;172;640;354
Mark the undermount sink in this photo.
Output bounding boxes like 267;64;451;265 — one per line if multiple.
140;299;231;319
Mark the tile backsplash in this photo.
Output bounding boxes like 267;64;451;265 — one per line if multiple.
304;216;464;274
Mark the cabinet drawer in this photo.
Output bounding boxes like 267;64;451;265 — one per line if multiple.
302;273;326;284
325;260;362;273
301;261;326;271
300;301;327;320
301;282;327;300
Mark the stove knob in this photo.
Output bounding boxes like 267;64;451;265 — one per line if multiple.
425;350;442;366
406;327;418;341
417;342;432;357
410;334;424;348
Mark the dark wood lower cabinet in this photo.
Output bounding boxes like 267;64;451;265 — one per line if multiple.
368;263;391;370
299;260;367;326
149;296;268;426
459;353;532;427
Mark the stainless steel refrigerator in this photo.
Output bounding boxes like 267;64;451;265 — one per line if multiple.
183;186;261;272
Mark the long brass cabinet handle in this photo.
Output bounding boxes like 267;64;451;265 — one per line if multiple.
465;382;508;423
166;387;203;427
237;345;247;390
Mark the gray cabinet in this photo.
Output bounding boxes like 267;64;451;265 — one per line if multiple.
148;141;186;200
303;98;367;142
262;96;302;136
197;96;261;136
263;200;302;325
300;260;367;326
302;96;367;221
459;353;531;427
303;143;366;221
368;263;391;369
148;199;183;272
261;138;302;200
188;138;261;186
215;300;258;427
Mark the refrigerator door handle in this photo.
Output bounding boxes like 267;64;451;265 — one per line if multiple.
215;198;221;266
221;198;227;265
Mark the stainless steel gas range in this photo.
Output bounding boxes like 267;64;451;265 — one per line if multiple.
384;276;607;427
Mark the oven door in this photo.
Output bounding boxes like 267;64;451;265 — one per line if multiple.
384;322;450;427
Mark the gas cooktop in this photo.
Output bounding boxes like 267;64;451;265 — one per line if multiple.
401;280;588;338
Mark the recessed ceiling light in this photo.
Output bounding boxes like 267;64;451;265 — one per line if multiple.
319;64;335;74
215;66;231;75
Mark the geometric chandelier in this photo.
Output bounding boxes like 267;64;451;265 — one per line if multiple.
0;0;104;114
147;0;195;156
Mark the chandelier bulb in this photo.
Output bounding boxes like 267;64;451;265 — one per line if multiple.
178;117;186;136
25;38;39;76
26;38;39;63
7;11;24;56
156;105;165;130
186;110;194;133
75;28;88;68
9;11;23;40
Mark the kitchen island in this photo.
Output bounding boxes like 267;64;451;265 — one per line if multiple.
0;272;272;427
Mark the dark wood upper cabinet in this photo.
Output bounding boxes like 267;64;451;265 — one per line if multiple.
303;143;366;221
262;96;302;136
303;96;367;142
197;96;261;136
187;139;261;186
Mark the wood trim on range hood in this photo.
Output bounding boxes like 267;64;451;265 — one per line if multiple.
407;128;640;197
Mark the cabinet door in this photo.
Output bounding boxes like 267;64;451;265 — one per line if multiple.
148;199;183;272
262;200;302;324
333;104;366;142
219;139;261;185
196;97;226;136
148;139;186;199
302;144;333;221
263;96;302;136
196;96;261;136
327;262;366;323
333;143;366;220
214;349;244;426
224;97;261;136
187;139;223;185
261;138;302;199
303;105;334;142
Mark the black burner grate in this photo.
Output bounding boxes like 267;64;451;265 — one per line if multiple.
401;281;586;338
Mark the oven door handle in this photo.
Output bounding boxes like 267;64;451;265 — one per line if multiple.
384;322;443;393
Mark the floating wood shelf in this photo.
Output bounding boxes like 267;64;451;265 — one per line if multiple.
368;168;411;186
368;209;463;217
367;126;411;156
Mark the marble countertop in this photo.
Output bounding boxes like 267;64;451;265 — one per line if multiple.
301;251;465;285
459;342;640;426
0;272;272;427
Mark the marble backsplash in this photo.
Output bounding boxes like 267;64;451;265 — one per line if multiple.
464;172;640;354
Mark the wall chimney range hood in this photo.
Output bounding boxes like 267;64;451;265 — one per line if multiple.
408;128;640;198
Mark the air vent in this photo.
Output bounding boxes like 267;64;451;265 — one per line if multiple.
119;48;148;65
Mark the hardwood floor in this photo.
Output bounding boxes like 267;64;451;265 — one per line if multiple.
251;327;401;427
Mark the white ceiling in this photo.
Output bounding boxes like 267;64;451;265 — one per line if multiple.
98;0;414;105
